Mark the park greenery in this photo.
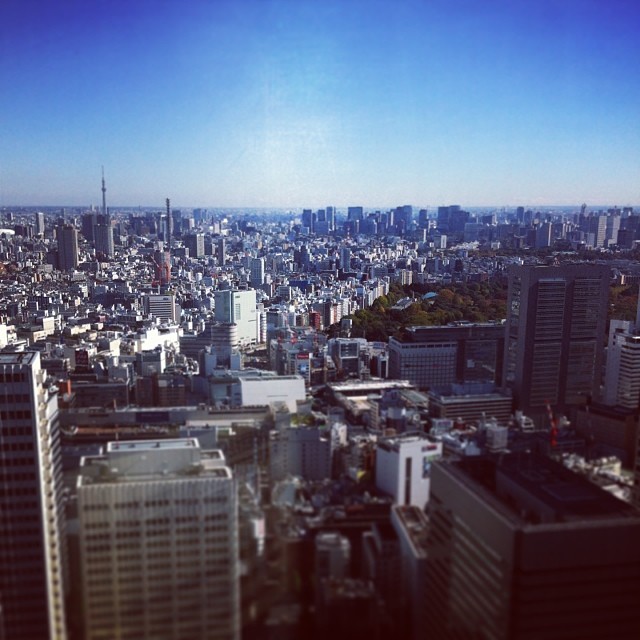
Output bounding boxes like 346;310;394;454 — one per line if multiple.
342;280;638;343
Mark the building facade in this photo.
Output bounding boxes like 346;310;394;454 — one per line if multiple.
424;454;640;639
57;223;79;271
0;351;68;640
503;264;609;420
214;289;257;346
77;439;240;640
389;322;505;391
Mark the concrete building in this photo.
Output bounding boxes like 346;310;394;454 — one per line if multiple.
232;374;305;412
603;318;640;409
427;385;513;425
94;221;114;257
77;439;240;640
143;294;179;323
249;257;265;288
425;454;640;639
214;289;257;346
184;233;205;258
389;322;505;391
0;351;68;640
270;425;333;481
503;264;609;421
391;506;429;640
57;222;79;271
375;435;442;509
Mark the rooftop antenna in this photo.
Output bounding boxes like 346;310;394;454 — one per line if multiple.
166;197;171;247
101;166;107;219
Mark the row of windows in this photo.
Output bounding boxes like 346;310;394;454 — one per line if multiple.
0;426;34;437
0;410;33;421
0;456;36;467
0;372;27;383
0;441;34;452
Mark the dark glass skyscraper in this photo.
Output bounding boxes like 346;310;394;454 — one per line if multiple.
503;263;609;421
0;352;68;639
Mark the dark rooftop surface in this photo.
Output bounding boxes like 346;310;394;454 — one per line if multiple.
454;453;639;523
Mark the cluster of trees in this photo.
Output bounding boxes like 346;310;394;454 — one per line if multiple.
344;279;639;343
610;284;639;322
348;281;509;342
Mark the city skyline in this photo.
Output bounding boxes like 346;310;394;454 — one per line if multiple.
1;0;639;208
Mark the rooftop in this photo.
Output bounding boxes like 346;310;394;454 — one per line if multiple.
452;454;639;524
106;438;200;453
0;351;38;366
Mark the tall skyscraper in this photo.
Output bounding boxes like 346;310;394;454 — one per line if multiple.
57;222;79;271
94;219;114;258
249;257;265;288
217;238;226;266
424;454;640;639
0;352;68;640
184;233;205;258
214;289;257;346
35;211;45;236
503;264;609;421
77;439;240;640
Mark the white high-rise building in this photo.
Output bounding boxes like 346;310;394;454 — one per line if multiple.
604;318;640;409
376;434;442;509
77;439;240;640
214;289;257;346
0;351;68;640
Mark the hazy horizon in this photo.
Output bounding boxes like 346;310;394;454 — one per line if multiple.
2;0;639;208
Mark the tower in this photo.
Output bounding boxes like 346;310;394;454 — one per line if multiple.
57;222;79;271
101;166;107;220
0;352;68;640
249;257;265;288
35;211;45;236
166;197;172;247
77;439;240;640
424;454;640;639
503;263;609;421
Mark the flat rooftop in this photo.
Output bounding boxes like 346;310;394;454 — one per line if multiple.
0;351;38;366
107;438;200;453
454;454;639;523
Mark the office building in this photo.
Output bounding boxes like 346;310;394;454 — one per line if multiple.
603;315;640;409
425;454;640;639
94;221;114;258
57;222;79;271
217;238;226;266
184;233;205;258
375;434;442;509
143;293;179;323
503;264;609;420
249;257;265;288
77;439;240;640
0;352;68;640
214;289;257;346
35;210;45;235
389;322;505;391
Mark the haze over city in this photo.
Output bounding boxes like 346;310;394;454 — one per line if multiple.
2;0;639;208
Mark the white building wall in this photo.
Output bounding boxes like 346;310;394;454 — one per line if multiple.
78;444;239;640
375;437;442;509
236;376;305;412
214;290;257;346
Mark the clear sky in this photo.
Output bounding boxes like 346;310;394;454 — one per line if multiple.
1;0;639;208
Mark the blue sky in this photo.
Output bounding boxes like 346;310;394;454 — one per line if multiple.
1;0;639;208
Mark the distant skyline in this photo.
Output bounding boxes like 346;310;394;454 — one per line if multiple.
1;0;639;208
